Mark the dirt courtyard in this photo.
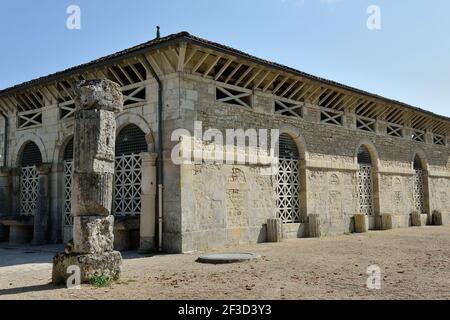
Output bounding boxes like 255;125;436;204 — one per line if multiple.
1;225;449;300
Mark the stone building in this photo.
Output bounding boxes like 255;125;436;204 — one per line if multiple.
0;32;449;253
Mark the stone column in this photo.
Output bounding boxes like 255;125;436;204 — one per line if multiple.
0;169;11;241
52;80;123;285
139;152;158;253
32;164;51;245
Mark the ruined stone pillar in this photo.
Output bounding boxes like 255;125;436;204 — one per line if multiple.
52;80;123;285
139;152;158;253
0;169;11;241
32;164;51;245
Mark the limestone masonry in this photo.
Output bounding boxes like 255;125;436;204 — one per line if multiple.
0;32;448;254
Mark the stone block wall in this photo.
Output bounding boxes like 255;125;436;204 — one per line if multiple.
167;72;450;252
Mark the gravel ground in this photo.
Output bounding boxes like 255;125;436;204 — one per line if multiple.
1;225;449;300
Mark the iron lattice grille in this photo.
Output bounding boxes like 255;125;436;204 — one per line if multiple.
357;164;373;215
20;166;39;216
414;169;425;214
63;161;73;226
113;154;142;216
275;159;300;223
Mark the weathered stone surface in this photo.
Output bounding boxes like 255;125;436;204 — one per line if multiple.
72;172;114;217
74;80;123;112
308;214;321;238
73;110;116;173
52;251;122;285
381;214;393;230
432;210;444;226
354;214;368;233
53;79;123;284
32;165;51;245
73;215;114;254
267;218;283;242
411;211;423;227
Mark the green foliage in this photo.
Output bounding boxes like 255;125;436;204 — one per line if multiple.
90;274;119;287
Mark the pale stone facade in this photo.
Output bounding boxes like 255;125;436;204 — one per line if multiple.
0;32;449;253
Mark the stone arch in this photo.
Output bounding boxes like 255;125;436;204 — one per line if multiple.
278;124;308;161
276;125;308;224
116;112;155;152
354;139;380;169
53;135;75;164
411;149;430;215
354;139;380;225
13;133;48;167
411;149;429;171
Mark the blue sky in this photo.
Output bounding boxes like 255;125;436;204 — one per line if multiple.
1;0;449;116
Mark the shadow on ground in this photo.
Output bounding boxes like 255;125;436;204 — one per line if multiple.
0;242;163;268
0;283;59;296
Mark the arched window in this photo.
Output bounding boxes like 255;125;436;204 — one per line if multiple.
357;145;373;215
114;125;148;217
19;142;42;216
63;138;74;227
275;133;300;223
413;155;425;214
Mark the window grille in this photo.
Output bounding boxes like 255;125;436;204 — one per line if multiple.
18;110;43;129
275;134;300;223
216;86;252;108
387;123;403;138
356;116;376;133
433;134;445;146
21;142;43;167
19;142;42;216
114;125;148;217
413;169;425;214
413;156;425;214
412;129;425;143
357;146;373;215
320;109;343;126
63;138;74;226
274;100;303;118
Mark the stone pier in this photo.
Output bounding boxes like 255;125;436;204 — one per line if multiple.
52;80;123;285
32;164;51;245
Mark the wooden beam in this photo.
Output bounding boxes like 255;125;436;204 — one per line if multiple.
263;73;279;92
159;49;176;72
272;76;289;95
192;52;209;73
243;69;262;88
253;70;271;90
145;53;164;76
214;58;233;81
203;55;221;78
177;43;187;72
183;48;198;68
225;63;242;84
234;66;253;86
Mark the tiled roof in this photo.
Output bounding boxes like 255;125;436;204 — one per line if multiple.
0;31;448;123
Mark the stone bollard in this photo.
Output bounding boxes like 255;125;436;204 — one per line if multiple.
354;214;368;233
267;218;283;242
432;210;444;226
308;214;321;238
52;80;123;285
381;214;393;230
411;211;422;227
